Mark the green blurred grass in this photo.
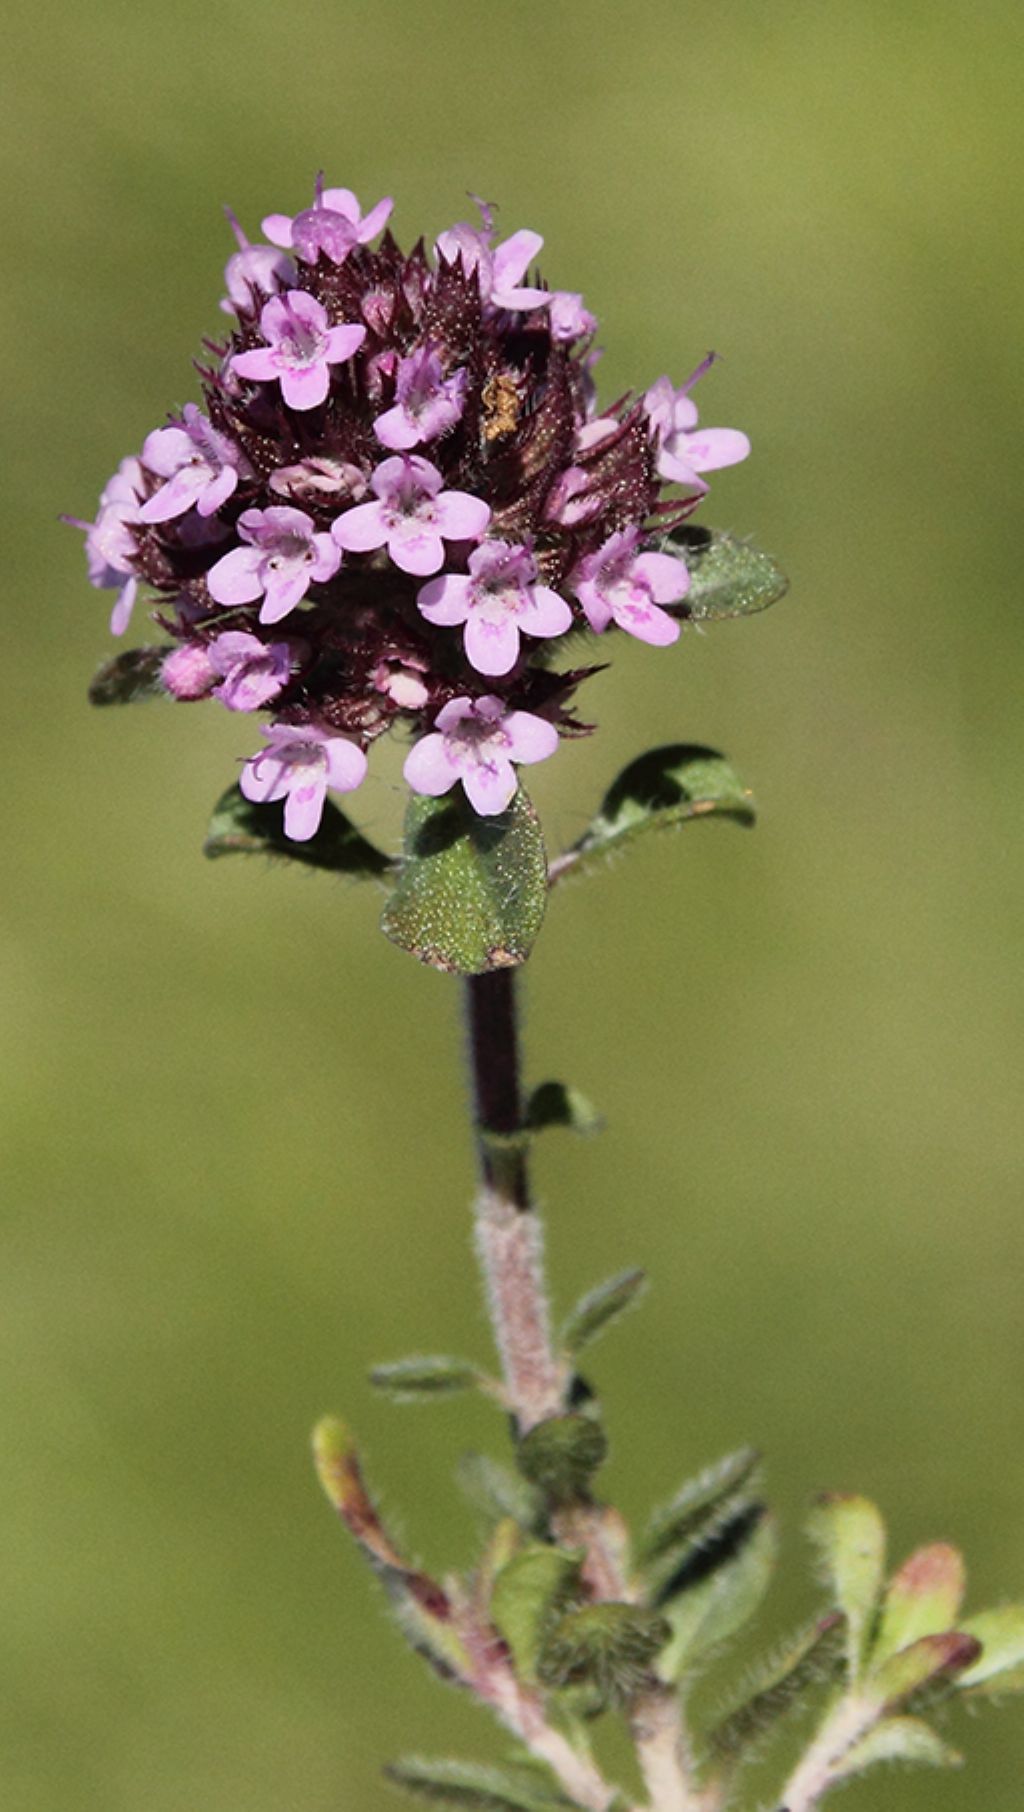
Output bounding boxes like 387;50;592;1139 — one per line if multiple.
2;1;1023;1805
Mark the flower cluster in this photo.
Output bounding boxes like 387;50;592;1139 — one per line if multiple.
75;181;750;837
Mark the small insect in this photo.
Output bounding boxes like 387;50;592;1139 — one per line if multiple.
481;372;522;442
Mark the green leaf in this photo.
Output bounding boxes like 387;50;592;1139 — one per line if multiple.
639;1447;762;1570
516;1414;609;1505
456;1454;543;1532
560;1269;647;1357
656;1506;777;1680
381;786;548;974
489;1545;583;1684
88;645;168;705
707;1613;845;1763
831;1714;962;1779
657;526;788;623
370;1356;482;1402
555;744;753;881
525;1081;605;1139
871;1543;966;1665
869;1631;982;1710
807;1493;886;1679
385;1757;577;1812
539;1603;671;1704
204;782;391;878
958;1604;1024;1696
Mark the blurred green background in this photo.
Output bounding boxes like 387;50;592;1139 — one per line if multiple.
3;0;1022;1805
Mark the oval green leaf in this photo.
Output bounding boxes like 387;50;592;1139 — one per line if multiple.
554;745;753;882
369;1356;482;1401
658;526;788;622
381;786;548;974
88;645;168;705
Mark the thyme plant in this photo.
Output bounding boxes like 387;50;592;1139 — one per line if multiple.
74;179;1023;1810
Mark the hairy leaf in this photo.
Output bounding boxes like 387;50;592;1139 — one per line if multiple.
871;1543;966;1665
539;1602;670;1704
382;786;547;973
639;1447;762;1570
456;1454;543;1532
204;782;391;877
489;1545;583;1684
807;1493;886;1678
516;1414;609;1505
525;1081;604;1139
555;745;753;881
385;1757;577;1812
88;645;169;705
370;1356;482;1401
658;525;788;623
869;1631;982;1710
958;1604;1024;1696
831;1714;962;1779
560;1269;647;1357
707;1613;845;1763
656;1506;777;1679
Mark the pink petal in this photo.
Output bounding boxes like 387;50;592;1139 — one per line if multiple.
574;579;612;634
463;758;517;816
356;196;394;241
240;750;290;804
324;323;367;364
261;212;295;247
280;363;330;410
231;347;280;384
389;528;444;576
197;465;238;517
404;733;459;797
501;711;560;765
322;187;360;220
139;468;205;523
612;599;680;647
310;535;343;582
433;491;492;542
464;613;521;677
279;289;328;333
417;574;471;626
492;229;543;292
331;501;388;553
373;405;420;450
680;427;751;472
284;777;327;841
207;546;264;606
517;585;573;639
634;551;690;604
494;285;551;311
260;570;309;623
109;578;137;637
324;739;368;793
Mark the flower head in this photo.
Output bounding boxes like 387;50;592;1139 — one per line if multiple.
331;456;490;576
404;696;558;815
207;506;341;624
240;722;367;840
418;540;572;676
78;179;752;835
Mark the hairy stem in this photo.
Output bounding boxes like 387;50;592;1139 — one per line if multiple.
465;971;566;1431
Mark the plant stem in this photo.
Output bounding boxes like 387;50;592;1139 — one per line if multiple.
465;971;567;1432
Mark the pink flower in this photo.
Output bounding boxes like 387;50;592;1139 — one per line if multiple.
231;291;366;411
67;456;144;634
208;631;292;711
240;722;367;840
162;642;218;699
435;203;549;311
571;527;688;646
548;292;597;343
140;405;250;524
262;181;393;265
331;455;490;577
207;506;341;625
404;695;559;816
417;540;572;677
644;373;750;489
373;346;466;450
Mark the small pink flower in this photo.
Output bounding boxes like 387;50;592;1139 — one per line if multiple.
207;506;341;625
162;642;218;699
262;181;393;265
140;406;250;524
404;695;559;816
644;373;750;489
331;455;490;577
221;208;296;316
66;456;144;634
571;527;689;646
417;540;572;677
240;722;367;841
435;202;549;312
208;631;292;711
373;346;466;450
231;291;366;411
548;292;597;343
